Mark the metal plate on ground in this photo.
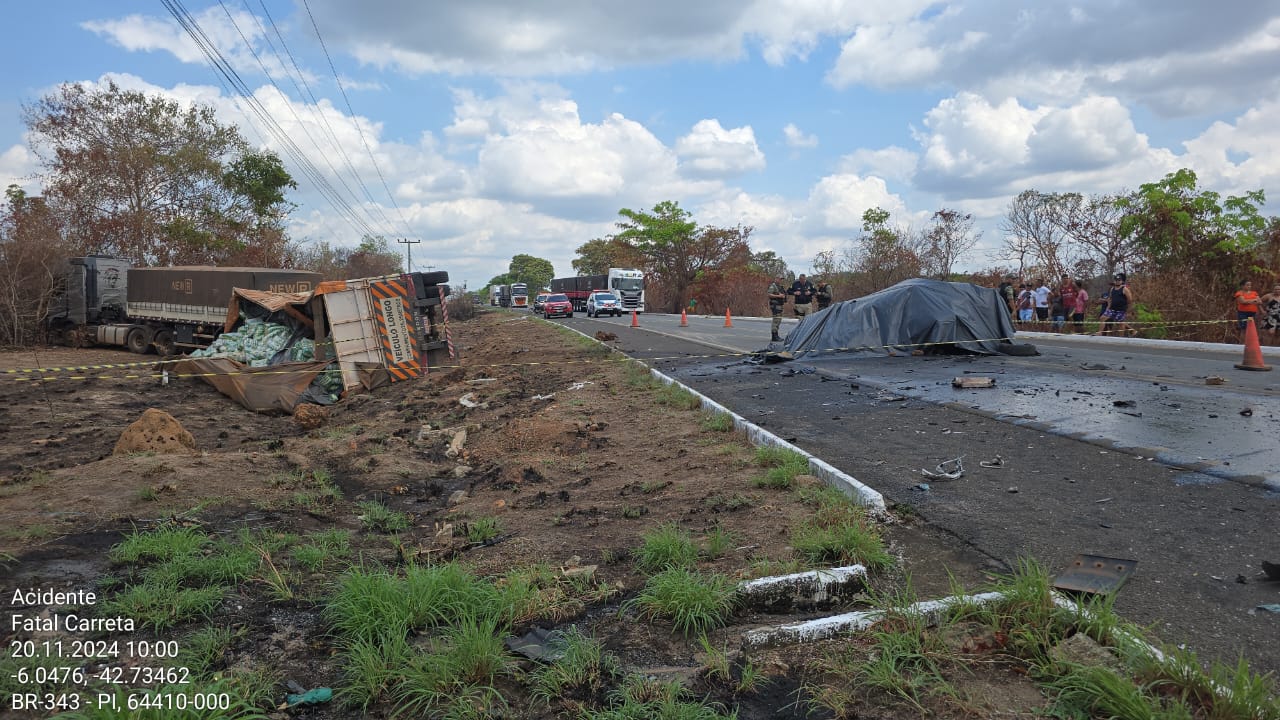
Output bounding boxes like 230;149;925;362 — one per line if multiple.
952;376;996;388
1053;554;1137;595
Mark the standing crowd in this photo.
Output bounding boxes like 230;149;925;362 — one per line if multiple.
999;272;1133;335
767;273;832;341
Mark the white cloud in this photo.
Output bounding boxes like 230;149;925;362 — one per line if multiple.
782;123;818;149
675;119;766;177
839;146;917;183
82;7;312;85
805;173;909;231
912;92;1047;194
0;144;39;194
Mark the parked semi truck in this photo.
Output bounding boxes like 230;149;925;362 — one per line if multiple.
550;274;605;312
549;268;645;313
45;256;322;355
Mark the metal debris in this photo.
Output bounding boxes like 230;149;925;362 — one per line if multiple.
1053;554;1137;595
952;376;996;388
978;455;1005;469
921;456;964;480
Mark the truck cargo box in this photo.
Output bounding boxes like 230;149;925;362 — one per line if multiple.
126;267;321;326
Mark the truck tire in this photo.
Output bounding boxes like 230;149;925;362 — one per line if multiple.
418;271;450;285
152;329;176;357
126;327;151;354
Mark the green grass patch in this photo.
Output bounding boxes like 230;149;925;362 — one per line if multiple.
109;526;209;564
655;382;702;410
635;523;700;573
751;446;809;489
703;524;736;559
357;501;411;533
627;567;738;636
584;674;737;719
700;410;735;432
99;582;223;631
466;516;503;543
529;627;621;708
790;499;892;570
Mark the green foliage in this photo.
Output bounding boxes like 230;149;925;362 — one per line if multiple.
751;446;809;489
1118;168;1268;281
22;80;294;266
635;523;700;573
530;627;621;705
585;674;738;719
465;516;502;543
790;498;892;570
627;567;737;636
357;500;411;533
1131;302;1167;339
508;253;555;290
655;382;701;410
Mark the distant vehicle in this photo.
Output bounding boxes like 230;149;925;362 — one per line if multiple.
533;292;551;312
511;282;529;309
586;291;622;318
542;293;574;319
549;267;644;313
498;285;512;307
489;286;501;306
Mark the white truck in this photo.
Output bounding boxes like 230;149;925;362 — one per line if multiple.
606;268;645;313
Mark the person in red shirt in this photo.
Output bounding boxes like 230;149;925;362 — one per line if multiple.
1233;280;1261;337
1057;274;1077;332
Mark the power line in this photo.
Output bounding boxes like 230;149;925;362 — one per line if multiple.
301;0;416;239
251;0;402;239
162;0;381;240
397;237;421;274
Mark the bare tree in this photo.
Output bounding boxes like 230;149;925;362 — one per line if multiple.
0;187;73;345
1001;190;1069;278
922;208;981;279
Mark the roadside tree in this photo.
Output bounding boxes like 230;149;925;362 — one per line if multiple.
508;254;554;290
23;81;296;267
0;186;74;344
922;208;980;279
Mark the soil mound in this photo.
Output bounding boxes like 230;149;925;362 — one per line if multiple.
112;408;197;456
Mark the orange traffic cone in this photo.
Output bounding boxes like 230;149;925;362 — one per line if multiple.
1235;317;1272;371
680;309;688;327
724;308;733;328
631;310;639;328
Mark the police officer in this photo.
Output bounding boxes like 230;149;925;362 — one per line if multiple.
767;274;787;341
815;280;833;310
790;273;816;318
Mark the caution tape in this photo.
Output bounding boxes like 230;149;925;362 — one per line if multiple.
0;316;1255;382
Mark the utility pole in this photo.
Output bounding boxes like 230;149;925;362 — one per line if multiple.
396;238;421;274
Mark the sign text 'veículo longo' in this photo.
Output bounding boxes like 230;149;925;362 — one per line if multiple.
379;295;414;365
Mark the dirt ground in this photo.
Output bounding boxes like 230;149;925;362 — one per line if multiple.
0;311;1269;719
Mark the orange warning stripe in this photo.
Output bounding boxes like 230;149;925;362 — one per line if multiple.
369;278;420;381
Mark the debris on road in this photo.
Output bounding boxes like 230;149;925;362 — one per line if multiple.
1205;376;1226;385
1052;554;1137;595
952;376;996;388
978;455;1006;469
922;456;964;480
1262;561;1280;581
459;392;488;409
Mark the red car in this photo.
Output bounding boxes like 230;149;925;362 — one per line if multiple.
543;293;574;319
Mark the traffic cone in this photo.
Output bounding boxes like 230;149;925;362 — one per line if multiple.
680;309;688;327
631;310;639;328
1235;317;1272;371
724;308;733;328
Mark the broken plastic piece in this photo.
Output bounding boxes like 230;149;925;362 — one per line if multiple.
952;376;996;388
285;688;332;706
921;456;964;480
459;393;489;409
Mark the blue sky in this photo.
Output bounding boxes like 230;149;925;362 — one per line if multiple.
3;1;1278;290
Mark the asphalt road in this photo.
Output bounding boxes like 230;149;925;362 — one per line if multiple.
569;311;1280;488
546;309;1280;675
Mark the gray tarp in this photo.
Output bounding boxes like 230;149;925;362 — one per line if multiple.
781;278;1028;357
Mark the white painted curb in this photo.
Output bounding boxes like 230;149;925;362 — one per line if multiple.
645;366;888;516
737;565;867;609
558;319;888;516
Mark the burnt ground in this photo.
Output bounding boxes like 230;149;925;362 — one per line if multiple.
0;310;1275;719
627;329;1280;677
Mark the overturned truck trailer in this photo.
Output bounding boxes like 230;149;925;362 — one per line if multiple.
174;271;453;413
